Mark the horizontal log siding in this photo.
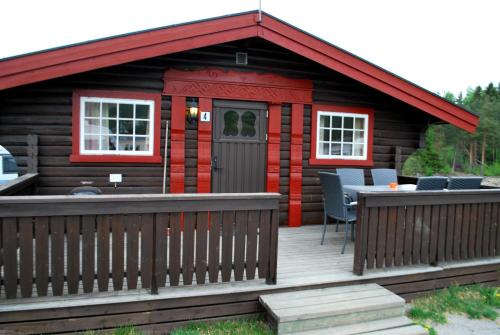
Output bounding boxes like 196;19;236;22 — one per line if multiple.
0;38;432;224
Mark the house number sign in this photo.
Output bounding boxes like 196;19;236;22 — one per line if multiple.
201;111;211;122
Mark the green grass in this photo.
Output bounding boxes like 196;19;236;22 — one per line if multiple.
170;316;273;335
407;284;499;334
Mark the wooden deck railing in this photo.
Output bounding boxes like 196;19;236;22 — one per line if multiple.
353;189;500;275
0;173;39;196
0;193;280;299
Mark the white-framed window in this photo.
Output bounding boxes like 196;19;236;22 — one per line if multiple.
80;97;155;156
316;111;368;160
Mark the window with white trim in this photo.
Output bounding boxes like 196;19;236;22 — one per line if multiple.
316;111;368;160
80;97;154;156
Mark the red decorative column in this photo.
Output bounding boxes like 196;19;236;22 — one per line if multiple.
197;97;212;193
288;104;304;227
266;103;281;192
170;96;186;193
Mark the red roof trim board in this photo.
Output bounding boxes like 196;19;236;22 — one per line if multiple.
0;11;478;133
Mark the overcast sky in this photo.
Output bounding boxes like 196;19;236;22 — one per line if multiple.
1;0;498;95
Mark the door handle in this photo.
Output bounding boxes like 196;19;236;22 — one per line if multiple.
212;156;218;171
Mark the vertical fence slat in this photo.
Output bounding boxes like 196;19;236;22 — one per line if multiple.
35;216;49;297
475;203;485;257
195;212;208;285
468;204;478;258
97;215;110;292
489;203;497;256
267;208;279;285
445;204;455;261
169;212;181;286
82;215;95;294
234;211;247;281
155;213;169;287
461;204;470;259
353;196;368;275
141;214;154;288
496;203;500;256
182;212;195;285
453;205;463;260
429;205;440;264
126;214;139;290
50;216;65;296
19;217;33;298
421;205;431;264
3;218;17;299
393;206;405;267
112;215;124;291
412;205;423;264
221;211;235;282
437;204;447;262
376;207;388;268
385;207;397;267
403;206;414;265
258;210;270;279
482;203;492;256
245;210;259;280
66;216;80;295
208;212;221;283
366;207;379;269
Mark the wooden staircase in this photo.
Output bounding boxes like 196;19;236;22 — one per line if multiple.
259;283;427;334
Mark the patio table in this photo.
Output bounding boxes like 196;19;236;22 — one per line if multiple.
343;184;416;201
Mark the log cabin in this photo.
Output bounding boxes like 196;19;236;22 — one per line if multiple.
0;11;498;335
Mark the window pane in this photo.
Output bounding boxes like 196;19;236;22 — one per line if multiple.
119;104;134;118
119;120;133;134
331;130;341;141
320;128;330;141
332;116;342;128
355;118;365;130
342;144;353;156
102;103;117;118
135;121;149;135
84;135;100;150
319;115;330;128
354;144;364;156
331;143;341;155
223;110;239;136
343;117;354;129
135;137;150;151
118;136;134;151
344;130;353;142
101;136;116;151
136;104;150;119
241;111;257;137
84;102;100;117
354;131;365;143
319;142;329;155
102;119;116;135
84;118;100;134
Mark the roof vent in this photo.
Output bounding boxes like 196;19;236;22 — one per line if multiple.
236;52;248;65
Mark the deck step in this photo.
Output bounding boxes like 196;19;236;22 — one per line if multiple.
292;317;426;335
259;284;423;334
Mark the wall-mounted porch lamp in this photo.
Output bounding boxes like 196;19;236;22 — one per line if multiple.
186;97;199;124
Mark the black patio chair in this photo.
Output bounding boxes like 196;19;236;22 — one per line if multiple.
371;168;398;186
318;172;357;254
447;176;483;190
416;176;448;190
336;168;365;186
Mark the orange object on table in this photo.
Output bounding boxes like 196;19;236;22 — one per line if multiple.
389;182;398;190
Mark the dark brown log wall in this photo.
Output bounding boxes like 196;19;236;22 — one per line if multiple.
0;38;434;224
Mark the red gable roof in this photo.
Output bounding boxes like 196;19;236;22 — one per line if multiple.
0;11;478;132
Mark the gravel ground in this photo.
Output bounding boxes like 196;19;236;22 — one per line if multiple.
432;313;500;335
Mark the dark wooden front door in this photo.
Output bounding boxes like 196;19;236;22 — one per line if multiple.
212;100;267;193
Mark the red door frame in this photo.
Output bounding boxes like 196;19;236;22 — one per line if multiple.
163;68;312;226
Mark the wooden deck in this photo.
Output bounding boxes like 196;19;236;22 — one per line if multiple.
1;225;498;312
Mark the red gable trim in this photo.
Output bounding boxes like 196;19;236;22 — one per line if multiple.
0;12;478;133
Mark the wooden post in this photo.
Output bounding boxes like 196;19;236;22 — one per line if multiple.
288;104;304;227
267;207;280;284
170;96;186;193
27;134;38;174
353;196;367;275
395;146;402;174
266;103;281;192
197;98;213;193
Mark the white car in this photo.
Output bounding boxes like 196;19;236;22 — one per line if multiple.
0;145;19;185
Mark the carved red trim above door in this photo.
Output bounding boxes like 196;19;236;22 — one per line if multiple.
163;68;313;104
